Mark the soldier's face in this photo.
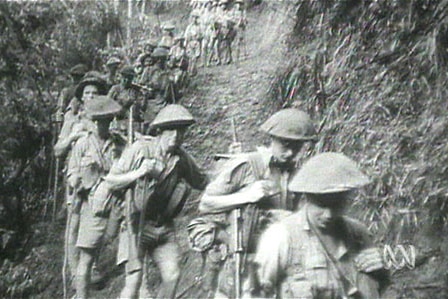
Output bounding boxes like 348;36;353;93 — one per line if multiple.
306;193;351;231
160;127;187;152
82;85;99;103
271;137;303;164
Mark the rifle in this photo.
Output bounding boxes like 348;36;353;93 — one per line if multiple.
231;117;243;299
131;82;153;93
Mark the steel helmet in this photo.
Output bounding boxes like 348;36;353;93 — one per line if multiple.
106;56;121;66
289;152;370;194
150;104;195;131
69;64;88;76
260;108;317;141
120;65;136;77
85;95;122;120
151;47;170;59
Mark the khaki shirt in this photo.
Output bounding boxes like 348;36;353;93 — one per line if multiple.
255;208;384;299
67;131;125;192
205;147;298;211
54;105;95;159
108;84;146;130
109;136;208;221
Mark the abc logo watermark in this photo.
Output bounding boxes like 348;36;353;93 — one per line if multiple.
382;244;415;270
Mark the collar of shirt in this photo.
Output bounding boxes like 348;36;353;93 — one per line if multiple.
300;206;349;260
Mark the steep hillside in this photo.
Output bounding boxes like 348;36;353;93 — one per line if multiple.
2;1;447;298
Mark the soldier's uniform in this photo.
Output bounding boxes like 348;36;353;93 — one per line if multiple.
108;66;147;135
103;56;122;91
57;64;88;119
54;74;107;281
68;96;125;298
101;105;209;299
185;11;203;61
197;109;318;298
68;98;125;249
159;23;176;50
143;48;176;124
254;153;389;298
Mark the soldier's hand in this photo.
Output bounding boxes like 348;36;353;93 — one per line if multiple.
354;247;385;273
138;158;165;178
245;180;279;203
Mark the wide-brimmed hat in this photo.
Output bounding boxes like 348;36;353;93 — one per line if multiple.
74;72;107;100
85;95;122;120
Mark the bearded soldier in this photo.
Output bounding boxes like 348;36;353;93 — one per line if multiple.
198;109;317;298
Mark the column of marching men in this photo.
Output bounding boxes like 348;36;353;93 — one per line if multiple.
53;1;390;298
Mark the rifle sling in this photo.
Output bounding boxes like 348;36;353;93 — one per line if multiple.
306;211;361;298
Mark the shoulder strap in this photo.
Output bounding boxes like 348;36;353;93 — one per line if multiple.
246;151;267;181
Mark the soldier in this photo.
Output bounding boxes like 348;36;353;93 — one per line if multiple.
217;19;237;65
231;0;248;60
103;56;122;91
54;73;108;291
168;36;189;93
254;152;389;298
100;104;209;298
54;73;108;158
200;0;218;66
108;66;147;135
136;39;158;71
198;108;317;298
68;95;125;298
57;64;88;119
184;10;203;75
143;47;177;124
159;22;176;50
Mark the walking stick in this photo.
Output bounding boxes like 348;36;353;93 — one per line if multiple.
52;112;63;222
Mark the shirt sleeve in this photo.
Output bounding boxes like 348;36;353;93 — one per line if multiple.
66;136;87;187
109;142;141;175
254;223;289;293
204;157;255;196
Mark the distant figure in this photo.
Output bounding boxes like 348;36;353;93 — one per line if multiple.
159;23;176;50
185;10;203;75
103;56;122;91
108;66;146;135
57;64;88;119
